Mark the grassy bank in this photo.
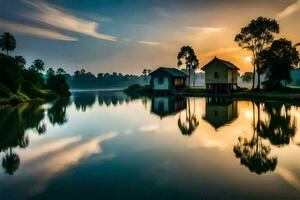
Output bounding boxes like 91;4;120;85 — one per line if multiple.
0;85;59;105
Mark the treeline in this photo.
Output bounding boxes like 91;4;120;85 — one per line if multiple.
0;32;70;104
68;69;150;89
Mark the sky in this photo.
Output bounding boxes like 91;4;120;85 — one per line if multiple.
0;0;300;75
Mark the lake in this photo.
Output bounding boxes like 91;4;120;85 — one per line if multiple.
1;91;300;200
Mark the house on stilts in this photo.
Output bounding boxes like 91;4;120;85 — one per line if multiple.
202;57;240;95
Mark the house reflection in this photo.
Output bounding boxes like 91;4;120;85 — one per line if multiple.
203;97;238;130
151;95;186;118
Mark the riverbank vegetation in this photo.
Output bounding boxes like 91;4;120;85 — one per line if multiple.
0;32;70;104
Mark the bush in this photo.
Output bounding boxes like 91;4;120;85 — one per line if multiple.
0;83;12;98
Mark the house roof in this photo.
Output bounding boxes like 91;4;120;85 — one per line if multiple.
201;57;240;71
150;67;188;77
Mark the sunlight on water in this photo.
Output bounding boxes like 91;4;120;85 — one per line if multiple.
0;91;300;199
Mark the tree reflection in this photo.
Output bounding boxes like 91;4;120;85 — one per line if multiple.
2;147;20;175
233;102;278;174
0;103;45;175
73;92;96;112
178;98;199;136
48;98;71;126
259;102;296;146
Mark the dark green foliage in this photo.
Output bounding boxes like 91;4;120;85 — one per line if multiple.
0;83;12;98
0;53;23;93
0;32;70;103
47;74;71;97
235;17;279;89
259;39;300;89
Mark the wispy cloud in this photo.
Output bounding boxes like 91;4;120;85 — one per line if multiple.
0;19;77;41
138;40;164;46
22;0;117;41
276;0;300;19
187;26;222;33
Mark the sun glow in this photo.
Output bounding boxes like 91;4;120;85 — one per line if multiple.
245;56;252;62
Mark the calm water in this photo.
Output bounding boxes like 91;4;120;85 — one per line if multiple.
1;91;300;200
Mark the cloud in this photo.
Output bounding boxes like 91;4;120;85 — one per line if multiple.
22;0;117;41
138;40;163;46
0;19;77;41
276;0;300;19
187;26;222;33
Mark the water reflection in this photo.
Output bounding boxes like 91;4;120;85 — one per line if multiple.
151;95;186;118
0;103;45;175
0;92;297;182
0;99;71;175
234;114;278;175
203;97;238;130
233;101;297;174
178;98;199;136
48;98;72;126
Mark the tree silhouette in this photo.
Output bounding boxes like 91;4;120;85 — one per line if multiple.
2;148;20;175
30;59;45;72
56;68;66;75
258;102;296;146
47;98;71;125
178;98;199;136
14;56;26;69
0;32;16;56
177;46;199;87
235;17;279;89
233;102;277;174
47;68;55;77
259;39;300;89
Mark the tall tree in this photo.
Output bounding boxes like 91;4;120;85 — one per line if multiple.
259;39;300;89
0;32;16;56
177;46;199;87
235;17;279;89
14;56;26;69
30;59;45;72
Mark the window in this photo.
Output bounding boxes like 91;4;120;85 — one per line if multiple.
214;72;218;78
158;77;164;84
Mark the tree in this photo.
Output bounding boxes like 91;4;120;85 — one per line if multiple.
259;39;300;89
14;56;26;69
47;68;55;77
30;59;45;72
97;73;104;78
56;68;66;75
235;17;279;89
177;46;199;87
241;72;253;83
0;32;16;56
